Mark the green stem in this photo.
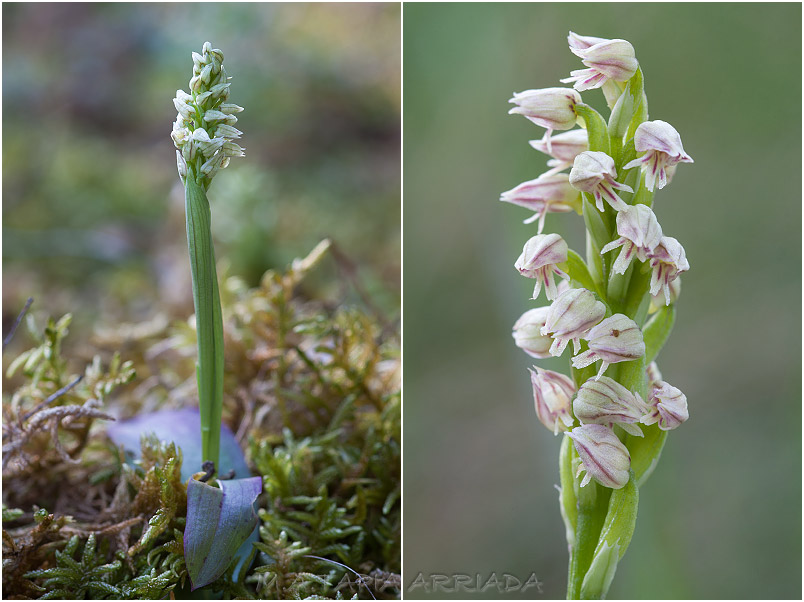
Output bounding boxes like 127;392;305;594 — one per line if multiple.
185;172;225;471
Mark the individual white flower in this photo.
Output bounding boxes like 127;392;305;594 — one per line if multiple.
641;380;688;430
571;314;645;380
530;367;576;435
623;120;693;192
647;236;689;306
574;376;649;437
566;424;631;489
561;34;638;91
508;87;582;154
569;151;632;212
514;234;569;300
529;129;588;177
499;174;581;233
512;307;553;359
541;288;606;356
600;204;663;274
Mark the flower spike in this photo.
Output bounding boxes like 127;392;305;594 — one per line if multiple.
514;234;570;300
623;120;693;192
569;151;633;212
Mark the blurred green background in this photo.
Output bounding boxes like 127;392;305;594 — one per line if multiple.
403;3;801;599
3;3;400;336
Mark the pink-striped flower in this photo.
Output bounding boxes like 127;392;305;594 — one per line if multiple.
566;424;631;489
500;174;581;233
572;314;645;380
649;275;681;312
573;376;649;437
623;120;693;192
515;234;569;300
600;204;663;274
648;236;689;306
641;380;688;430
530;367;576;435
541;288;606;356
529;129;588;177
561;34;638;92
508;87;582;154
569;151;632;212
512;307;553;359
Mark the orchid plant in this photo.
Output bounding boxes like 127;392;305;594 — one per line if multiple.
502;32;692;599
171;42;261;591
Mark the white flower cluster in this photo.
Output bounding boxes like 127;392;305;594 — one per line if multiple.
504;33;691;490
171;42;245;186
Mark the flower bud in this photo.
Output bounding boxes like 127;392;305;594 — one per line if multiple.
499;174;581;233
600;204;663;275
623;120;693;192
641;381;688;430
176;150;187;180
512;307;553;359
530;367;576;435
648;236;689;306
514;234;569;300
541;288;606;356
508;87;581;153
569;151;632;212
646;361;662;387
566;424;631;489
572;314;645;380
573;376;649;437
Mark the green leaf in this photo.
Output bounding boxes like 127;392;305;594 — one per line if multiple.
565;249;603;298
185;477;263;591
575;103;610;155
580;473;638;599
626;426;668;487
185;176;225;468
643;305;676;363
559;435;578;551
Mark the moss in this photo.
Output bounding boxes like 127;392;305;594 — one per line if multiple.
3;241;400;599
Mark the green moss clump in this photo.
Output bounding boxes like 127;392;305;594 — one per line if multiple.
3;240;400;599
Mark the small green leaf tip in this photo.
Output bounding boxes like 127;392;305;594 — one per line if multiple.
171;42;245;188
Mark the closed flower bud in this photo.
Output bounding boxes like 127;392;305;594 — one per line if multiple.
508;87;581;154
530;367;576;435
176;150;187;180
500;174;581;233
566;424;631;489
623;120;693;192
514;233;569;300
641;381;688;430
573;376;649;437
572;314;645;380
648;236;689;306
600;204;663;275
541;288;606;357
569;151;632;212
512;307;553;359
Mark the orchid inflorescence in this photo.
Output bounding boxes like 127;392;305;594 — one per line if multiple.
502;32;692;598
